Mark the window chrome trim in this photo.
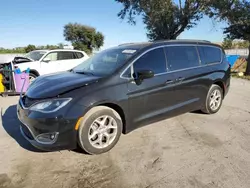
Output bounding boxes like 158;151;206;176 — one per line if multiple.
120;44;223;80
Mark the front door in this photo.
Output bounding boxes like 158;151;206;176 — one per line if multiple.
127;47;178;127
40;52;60;75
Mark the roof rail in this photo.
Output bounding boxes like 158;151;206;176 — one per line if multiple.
118;43;135;46
118;42;152;46
154;39;211;43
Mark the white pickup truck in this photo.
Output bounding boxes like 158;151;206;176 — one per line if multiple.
14;49;89;82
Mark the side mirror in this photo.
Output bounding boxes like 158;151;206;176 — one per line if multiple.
42;57;51;63
133;70;154;84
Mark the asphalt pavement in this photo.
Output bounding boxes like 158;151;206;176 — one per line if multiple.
0;78;250;188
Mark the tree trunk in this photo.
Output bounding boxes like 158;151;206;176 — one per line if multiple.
246;44;250;75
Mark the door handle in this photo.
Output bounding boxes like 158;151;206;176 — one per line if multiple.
176;77;185;82
165;80;174;84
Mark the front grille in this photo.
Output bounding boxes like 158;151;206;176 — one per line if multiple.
20;124;34;140
22;95;39;108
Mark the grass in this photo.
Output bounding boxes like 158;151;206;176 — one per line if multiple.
231;58;250;80
231;72;250;80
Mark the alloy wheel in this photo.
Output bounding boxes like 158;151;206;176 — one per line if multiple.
209;89;222;111
29;76;36;83
88;115;118;149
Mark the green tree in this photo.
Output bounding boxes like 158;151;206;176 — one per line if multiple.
46;44;59;50
63;23;104;54
222;38;233;49
238;40;250;49
24;44;36;53
58;43;64;49
116;0;207;40
209;0;250;75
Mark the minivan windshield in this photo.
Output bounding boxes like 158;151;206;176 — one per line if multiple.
25;51;47;61
73;47;138;76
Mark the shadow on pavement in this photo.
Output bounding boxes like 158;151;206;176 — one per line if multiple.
190;110;205;114
1;104;47;152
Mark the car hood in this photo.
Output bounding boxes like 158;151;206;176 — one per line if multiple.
13;56;34;64
26;72;100;99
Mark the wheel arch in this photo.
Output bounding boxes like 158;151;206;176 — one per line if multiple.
213;80;225;98
97;103;127;134
30;69;40;76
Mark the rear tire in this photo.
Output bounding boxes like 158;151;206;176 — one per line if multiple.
202;84;223;114
78;106;122;155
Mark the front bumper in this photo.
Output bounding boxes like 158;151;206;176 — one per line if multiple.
17;99;78;151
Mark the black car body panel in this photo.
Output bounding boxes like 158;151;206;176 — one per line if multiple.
26;72;101;99
17;40;231;151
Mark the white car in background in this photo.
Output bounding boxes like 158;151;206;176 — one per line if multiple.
14;49;89;82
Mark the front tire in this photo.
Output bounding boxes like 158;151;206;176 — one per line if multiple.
78;106;122;155
202;84;223;114
29;73;37;83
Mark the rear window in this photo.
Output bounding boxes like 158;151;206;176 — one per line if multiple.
198;46;222;65
165;46;200;71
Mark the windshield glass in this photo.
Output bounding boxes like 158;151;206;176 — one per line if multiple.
25;51;47;61
73;47;138;76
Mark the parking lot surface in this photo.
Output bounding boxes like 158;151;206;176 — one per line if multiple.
1;78;250;188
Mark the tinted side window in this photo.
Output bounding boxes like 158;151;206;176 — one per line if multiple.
75;52;84;59
198;46;222;65
58;52;75;60
165;46;200;71
133;48;166;74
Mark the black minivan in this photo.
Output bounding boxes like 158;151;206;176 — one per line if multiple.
17;40;230;154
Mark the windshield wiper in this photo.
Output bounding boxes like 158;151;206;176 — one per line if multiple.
74;71;94;76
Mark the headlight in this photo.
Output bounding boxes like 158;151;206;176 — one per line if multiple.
29;98;72;113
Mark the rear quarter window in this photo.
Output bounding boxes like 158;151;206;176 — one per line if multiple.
75;52;84;59
198;46;222;65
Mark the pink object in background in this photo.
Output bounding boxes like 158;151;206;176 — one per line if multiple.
14;72;29;92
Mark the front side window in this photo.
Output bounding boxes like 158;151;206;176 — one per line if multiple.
165;46;200;71
133;48;167;74
73;47;138;76
198;46;222;65
43;52;58;61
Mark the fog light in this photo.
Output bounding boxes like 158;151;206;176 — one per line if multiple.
36;132;58;144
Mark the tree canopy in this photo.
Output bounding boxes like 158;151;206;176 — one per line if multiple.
222;38;233;49
24;44;36;53
221;39;250;49
0;43;65;54
210;0;250;74
116;0;250;75
63;23;104;54
116;0;207;40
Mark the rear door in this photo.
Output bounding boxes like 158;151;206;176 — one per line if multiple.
126;47;177;127
57;51;78;71
164;45;207;112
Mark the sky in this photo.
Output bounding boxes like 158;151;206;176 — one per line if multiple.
0;0;227;49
